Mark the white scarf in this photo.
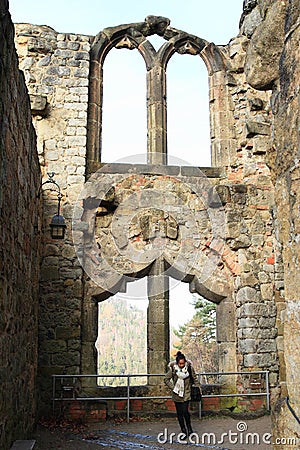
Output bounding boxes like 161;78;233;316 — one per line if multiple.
173;364;190;397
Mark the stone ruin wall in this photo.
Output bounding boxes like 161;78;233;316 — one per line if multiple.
16;23;112;411
13;14;285;418
0;1;41;448
241;0;300;444
0;0;296;444
0;0;298;444
13;24;92;413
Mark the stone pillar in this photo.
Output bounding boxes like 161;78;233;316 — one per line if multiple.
87;59;103;165
81;283;99;392
216;296;237;409
147;258;169;384
146;64;167;164
216;297;236;373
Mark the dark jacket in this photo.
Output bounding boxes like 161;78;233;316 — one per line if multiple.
164;360;200;402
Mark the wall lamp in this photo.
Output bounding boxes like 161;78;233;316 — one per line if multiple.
38;172;67;239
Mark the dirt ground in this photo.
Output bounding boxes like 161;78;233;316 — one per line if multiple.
31;413;273;449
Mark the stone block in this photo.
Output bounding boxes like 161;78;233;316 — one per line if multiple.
228;235;252;250
147;299;168;323
239;338;257;353
244;0;286;89
258;317;276;328
258;271;269;283
240;303;269;317
30;94;47;114
238;317;258;328
240;272;259;284
260;283;273;300
245;120;270;137
257;339;277;353
52;351;80;366
41;266;59;281
43;340;67;353
244;353;259;367
208;185;231;207
252;136;270;154
236;286;259;305
218;342;237;373
225;219;240;237
257;328;277;339
56;326;81;340
67;339;81;352
278;351;286;381
237;327;259;339
216;301;236;342
251;234;264;246
43;256;59;266
147;323;168;348
148;350;169;377
257;353;277;367
276;336;284;352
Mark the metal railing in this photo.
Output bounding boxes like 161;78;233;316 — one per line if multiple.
52;370;270;423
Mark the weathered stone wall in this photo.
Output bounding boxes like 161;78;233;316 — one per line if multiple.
0;1;41;448
14;23;92;413
241;0;300;445
218;32;283;393
3;0;299;444
13;15;282;418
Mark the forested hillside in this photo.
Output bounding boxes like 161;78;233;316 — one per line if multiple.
96;297;147;385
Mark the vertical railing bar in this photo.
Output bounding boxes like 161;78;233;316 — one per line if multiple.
265;370;270;411
52;376;55;416
197;372;202;419
127;375;130;423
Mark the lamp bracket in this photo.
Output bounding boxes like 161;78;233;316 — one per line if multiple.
37;172;62;199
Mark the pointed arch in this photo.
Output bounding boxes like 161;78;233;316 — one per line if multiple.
86;16;230;172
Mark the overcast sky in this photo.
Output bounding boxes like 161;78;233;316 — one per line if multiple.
9;0;243;326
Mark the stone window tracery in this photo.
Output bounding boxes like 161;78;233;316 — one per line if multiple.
87;16;226;170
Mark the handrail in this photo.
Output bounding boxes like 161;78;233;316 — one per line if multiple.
286;396;300;425
52;370;270;423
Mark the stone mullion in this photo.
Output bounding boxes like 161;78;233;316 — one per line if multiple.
87;59;103;167
147;258;169;383
80;281;99;392
146;63;167;164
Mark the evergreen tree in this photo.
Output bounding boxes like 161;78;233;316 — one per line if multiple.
172;296;218;377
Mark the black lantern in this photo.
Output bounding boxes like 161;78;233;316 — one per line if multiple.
49;192;67;239
38;173;67;240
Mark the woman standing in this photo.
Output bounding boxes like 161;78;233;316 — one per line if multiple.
164;351;200;439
